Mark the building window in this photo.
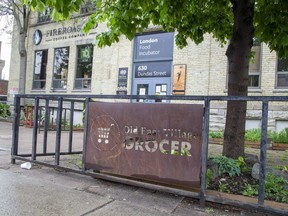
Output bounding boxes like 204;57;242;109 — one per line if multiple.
276;57;288;88
38;8;51;23
248;38;261;88
33;50;48;89
80;1;96;14
74;44;93;89
53;47;69;89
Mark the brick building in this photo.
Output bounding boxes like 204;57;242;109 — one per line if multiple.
7;6;288;132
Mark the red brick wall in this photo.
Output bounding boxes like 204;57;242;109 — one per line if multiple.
0;80;8;95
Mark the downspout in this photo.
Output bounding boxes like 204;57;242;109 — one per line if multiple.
207;34;212;95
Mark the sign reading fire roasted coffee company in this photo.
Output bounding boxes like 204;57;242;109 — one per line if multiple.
86;102;204;189
33;24;98;43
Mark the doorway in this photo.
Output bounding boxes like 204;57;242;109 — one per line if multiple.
133;78;171;103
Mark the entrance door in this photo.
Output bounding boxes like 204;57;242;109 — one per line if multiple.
133;78;171;103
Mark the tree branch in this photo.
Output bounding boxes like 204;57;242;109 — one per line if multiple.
8;0;24;16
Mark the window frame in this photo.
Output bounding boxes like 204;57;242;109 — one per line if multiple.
276;56;288;89
32;49;48;90
38;8;51;23
52;47;70;90
74;44;94;90
248;39;262;89
79;1;96;14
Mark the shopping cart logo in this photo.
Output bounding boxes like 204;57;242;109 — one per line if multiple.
97;124;114;144
88;115;121;151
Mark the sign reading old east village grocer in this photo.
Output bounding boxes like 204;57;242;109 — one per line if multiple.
134;61;172;78
86;102;204;189
134;32;174;61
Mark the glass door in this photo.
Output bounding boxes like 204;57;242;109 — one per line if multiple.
137;84;149;102
133;78;171;103
155;84;167;102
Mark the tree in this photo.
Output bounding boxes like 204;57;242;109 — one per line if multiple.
26;0;288;158
0;0;31;104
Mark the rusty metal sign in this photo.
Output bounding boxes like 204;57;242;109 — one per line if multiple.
86;102;203;189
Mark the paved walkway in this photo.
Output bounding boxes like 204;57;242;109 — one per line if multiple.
0;121;276;216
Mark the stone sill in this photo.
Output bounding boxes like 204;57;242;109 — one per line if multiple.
31;89;46;93
71;89;91;93
223;89;263;94
273;89;288;93
49;89;67;93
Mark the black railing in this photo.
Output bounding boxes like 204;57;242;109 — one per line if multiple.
11;94;288;215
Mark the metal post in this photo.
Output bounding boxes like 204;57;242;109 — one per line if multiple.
68;101;74;153
43;98;50;154
200;98;210;207
64;108;67;130
32;97;39;160
55;97;63;165
258;100;269;206
38;108;42;134
82;98;89;171
11;96;21;164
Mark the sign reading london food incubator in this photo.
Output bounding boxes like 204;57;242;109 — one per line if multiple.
134;32;174;61
86;102;204;188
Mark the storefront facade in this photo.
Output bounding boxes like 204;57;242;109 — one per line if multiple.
7;9;288;131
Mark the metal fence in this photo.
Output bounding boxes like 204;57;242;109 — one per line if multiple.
11;94;288;215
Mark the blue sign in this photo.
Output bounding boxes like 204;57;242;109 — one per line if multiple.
135;32;174;61
135;61;172;78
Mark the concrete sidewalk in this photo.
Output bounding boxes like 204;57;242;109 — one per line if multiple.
0;121;272;216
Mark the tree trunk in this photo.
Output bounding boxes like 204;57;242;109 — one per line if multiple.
13;5;30;106
223;0;254;159
18;31;27;96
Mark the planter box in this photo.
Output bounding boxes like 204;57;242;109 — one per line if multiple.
272;143;288;150
209;138;288;150
209;138;223;145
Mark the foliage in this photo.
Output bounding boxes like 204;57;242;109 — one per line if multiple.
73;123;83;129
273;165;288;173
211;156;241;177
0;103;11;118
206;168;213;188
205;208;214;214
25;0;288;57
211;128;288;144
235;156;248;173
209;131;223;139
280;150;288;162
170;149;191;156
269;128;288;144
218;181;229;193
242;173;288;203
242;183;258;197
265;173;288;203
244;128;288;144
244;129;262;142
